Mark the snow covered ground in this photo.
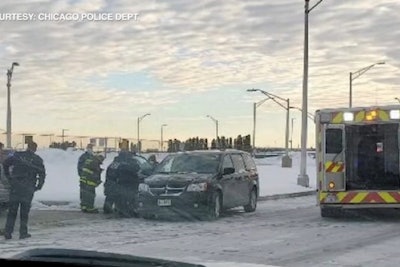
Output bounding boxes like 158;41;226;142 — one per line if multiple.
32;148;316;208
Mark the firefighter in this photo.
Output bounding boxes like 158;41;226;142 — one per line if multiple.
113;147;141;217
77;144;104;213
3;142;45;240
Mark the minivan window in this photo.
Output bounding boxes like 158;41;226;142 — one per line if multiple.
231;154;246;173
222;155;234;169
243;154;257;171
154;153;220;174
133;156;153;175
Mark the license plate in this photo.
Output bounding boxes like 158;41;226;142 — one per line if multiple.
325;194;338;203
157;199;171;206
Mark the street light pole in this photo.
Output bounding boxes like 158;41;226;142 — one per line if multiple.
285;98;290;156
206;115;218;148
349;61;385;108
349;72;353;108
251;97;270;154
247;88;291;167
62;129;68;143
161;124;167;152
290;118;296;150
6;62;19;149
252;102;256;150
298;0;324;187
137;113;150;153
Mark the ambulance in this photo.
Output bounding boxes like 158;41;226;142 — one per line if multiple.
315;105;400;217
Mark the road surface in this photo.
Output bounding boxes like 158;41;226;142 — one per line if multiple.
1;196;400;266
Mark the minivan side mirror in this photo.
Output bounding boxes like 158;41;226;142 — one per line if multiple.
223;167;235;175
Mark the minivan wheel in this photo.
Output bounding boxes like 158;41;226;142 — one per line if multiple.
208;192;221;219
244;188;257;212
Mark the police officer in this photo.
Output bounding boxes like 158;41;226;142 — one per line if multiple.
103;159;118;214
3;142;45;240
148;154;159;169
110;143;140;217
77;144;104;213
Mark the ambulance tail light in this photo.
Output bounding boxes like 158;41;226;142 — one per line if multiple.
343;112;354;122
390;110;400;119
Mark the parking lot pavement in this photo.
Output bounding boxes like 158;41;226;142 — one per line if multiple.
2;196;400;267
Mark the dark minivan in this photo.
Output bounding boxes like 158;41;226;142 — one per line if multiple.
137;149;259;219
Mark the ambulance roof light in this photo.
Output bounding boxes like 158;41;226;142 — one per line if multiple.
344;112;354;122
390;110;400;119
366;110;378;121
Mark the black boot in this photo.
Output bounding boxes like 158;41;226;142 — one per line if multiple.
4;233;12;240
20;233;31;239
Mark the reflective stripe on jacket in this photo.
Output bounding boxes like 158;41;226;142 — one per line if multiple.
80;177;100;187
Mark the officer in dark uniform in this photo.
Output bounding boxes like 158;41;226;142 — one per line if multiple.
148;154;159;169
103;159;118;214
111;145;140;217
77;144;104;213
115;149;141;217
3;142;45;240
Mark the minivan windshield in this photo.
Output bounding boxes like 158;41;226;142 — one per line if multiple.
154;153;221;174
134;155;154;175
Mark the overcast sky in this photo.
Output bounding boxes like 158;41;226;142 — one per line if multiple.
0;0;399;148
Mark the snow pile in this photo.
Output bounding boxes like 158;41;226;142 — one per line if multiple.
255;152;316;196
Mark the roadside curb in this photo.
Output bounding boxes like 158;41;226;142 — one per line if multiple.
38;201;71;206
258;190;316;201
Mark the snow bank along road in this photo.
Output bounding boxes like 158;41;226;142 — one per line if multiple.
2;196;400;267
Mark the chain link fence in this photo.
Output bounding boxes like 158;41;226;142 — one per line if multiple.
0;133;165;152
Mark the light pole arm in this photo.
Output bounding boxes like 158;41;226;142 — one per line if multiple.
256;97;270;108
268;97;288;110
138;113;150;122
351;64;377;81
207;115;217;124
290;106;315;121
250;89;289;111
256;89;286;103
308;0;323;13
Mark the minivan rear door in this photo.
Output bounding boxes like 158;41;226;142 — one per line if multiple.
230;153;249;205
219;154;237;208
